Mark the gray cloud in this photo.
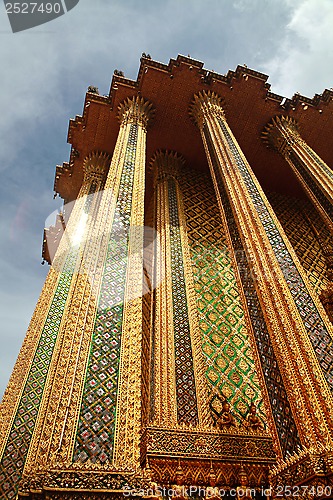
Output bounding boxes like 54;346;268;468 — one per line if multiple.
262;0;333;96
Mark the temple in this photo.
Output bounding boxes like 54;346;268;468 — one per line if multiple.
1;54;333;499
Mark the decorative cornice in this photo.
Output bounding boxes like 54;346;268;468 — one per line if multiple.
109;55;333;111
110;56;271;102
189;91;225;129
118;96;155;129
69;55;333;147
42;213;66;265
54;161;72;196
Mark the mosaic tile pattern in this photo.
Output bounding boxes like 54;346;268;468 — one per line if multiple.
0;250;77;500
268;191;329;294
142;226;154;425
168;178;199;425
180;170;266;426
142;284;152;425
288;150;333;221
219;119;333;392
302;143;333;183
143;210;156;425
204;127;301;456
74;124;138;463
0;182;98;499
149;286;156;423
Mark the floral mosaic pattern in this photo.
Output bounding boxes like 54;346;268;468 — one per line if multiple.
74;124;138;462
288;150;333;221
180;170;266;426
219;120;333;392
168;178;198;425
0;179;99;499
204;128;301;456
302;143;333;183
0;251;77;500
268;192;329;294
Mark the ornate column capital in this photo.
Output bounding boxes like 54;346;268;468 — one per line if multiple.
118;96;155;130
262;115;301;156
189;90;225;129
149;150;185;187
82;151;111;183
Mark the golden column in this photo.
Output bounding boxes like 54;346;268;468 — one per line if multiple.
262;115;333;233
0;150;110;498
190;91;333;454
0;96;154;498
262;116;333;321
149;150;209;429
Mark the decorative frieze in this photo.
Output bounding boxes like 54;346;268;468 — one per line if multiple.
144;427;275;461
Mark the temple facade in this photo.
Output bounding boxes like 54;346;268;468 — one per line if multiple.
1;54;333;499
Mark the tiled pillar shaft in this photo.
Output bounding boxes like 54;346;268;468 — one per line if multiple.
9;97;153;497
262;116;333;234
190;91;333;451
150;151;209;428
150;152;178;427
111;98;153;468
263;116;333;321
70;97;153;470
0;151;110;499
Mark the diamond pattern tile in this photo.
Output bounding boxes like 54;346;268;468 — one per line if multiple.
168;178;198;425
219;120;333;393
204;127;301;456
74;124;138;462
0;249;77;499
268;191;329;295
181;170;267;427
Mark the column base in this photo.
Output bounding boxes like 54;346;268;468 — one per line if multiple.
269;446;333;498
17;469;155;500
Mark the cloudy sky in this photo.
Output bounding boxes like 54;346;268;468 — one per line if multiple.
0;0;333;398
